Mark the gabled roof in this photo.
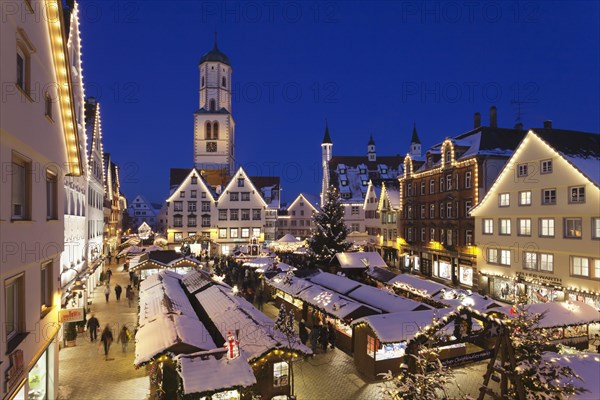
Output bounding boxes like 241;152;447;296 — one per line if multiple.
287;193;320;212
218;167;268;208
167;168;218;202
379;181;400;210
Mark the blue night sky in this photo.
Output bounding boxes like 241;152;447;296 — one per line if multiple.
79;0;600;206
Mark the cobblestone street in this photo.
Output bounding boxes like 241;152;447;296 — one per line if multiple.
58;262;149;400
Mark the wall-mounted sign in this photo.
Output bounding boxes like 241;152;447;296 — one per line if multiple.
4;349;24;394
59;308;84;323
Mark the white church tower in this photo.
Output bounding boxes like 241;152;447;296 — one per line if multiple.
409;122;422;159
320;120;333;206
194;33;235;173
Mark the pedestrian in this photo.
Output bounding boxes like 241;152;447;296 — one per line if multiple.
129;270;134;283
299;319;309;345
118;326;131;353
126;285;134;308
107;252;112;265
256;290;264;311
86;313;100;342
106;267;113;284
100;324;113;360
309;326;319;356
132;273;139;290
115;284;122;301
591;333;600;353
104;284;110;303
319;323;329;352
328;322;337;349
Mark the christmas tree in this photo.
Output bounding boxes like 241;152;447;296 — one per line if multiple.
308;186;351;267
274;304;299;397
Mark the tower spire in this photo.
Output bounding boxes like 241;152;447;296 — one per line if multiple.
322;119;332;144
411;121;421;144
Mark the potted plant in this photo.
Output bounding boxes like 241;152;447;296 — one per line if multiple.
76;307;87;333
64;322;77;347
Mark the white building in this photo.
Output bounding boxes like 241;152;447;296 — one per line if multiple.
471;128;600;309
276;193;320;240
0;0;83;398
128;194;162;231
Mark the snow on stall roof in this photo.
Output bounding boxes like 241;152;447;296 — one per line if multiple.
335;252;388;269
347;285;431;313
544;352;600;399
139;270;182;291
267;273;315;296
242;257;274;269
352;309;454;343
138;271;196;327
308;272;362;294
177;351;257;396
181;269;214;294
296;284;380;320
195;286;310;360
436;294;503;313
134;314;216;366
388;274;449;297
277;233;300;243
492;302;600;328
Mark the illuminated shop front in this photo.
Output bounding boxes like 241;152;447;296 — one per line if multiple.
433;258;452;281
459;265;474;287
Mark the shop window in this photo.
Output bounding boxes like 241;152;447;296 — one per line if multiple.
29;349;48;400
230;228;238;238
273;361;289;387
459;266;473;286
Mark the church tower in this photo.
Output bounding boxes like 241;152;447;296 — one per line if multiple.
409;122;421;159
320;120;333;206
194;33;235;173
367;135;376;161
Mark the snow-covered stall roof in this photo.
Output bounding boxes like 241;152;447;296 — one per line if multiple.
388;274;449;297
296;285;380;321
436;292;504;313
277;233;300;243
195;285;310;361
335;252;388;269
181;268;214;294
267;273;315;297
491;302;600;328
346;285;431;313
544;352;600;399
134;314;217;366
138;271;197;327
308;272;362;295
365;266;397;284
242;257;274;269
352;309;454;343
177;350;257;397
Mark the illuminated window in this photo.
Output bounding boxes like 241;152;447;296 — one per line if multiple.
564;218;582;238
500;250;511;266
569;186;585;203
517;164;528;177
465;230;473;245
219;228;227;238
241;228;250;238
252;228;261;237
464;171;472;188
429;204;435;219
367;335;380;358
571;256;589;277
174;232;183;242
523;252;537;270
238;178;244;187
230;228;239;238
420;181;425;195
446;174;452;191
499;219;511;235
499;193;510;207
541;159;552;174
487;247;498;264
539;218;555;237
518;219;531;236
593;218;600;239
273;361;289;387
519;191;531;206
540;253;554;272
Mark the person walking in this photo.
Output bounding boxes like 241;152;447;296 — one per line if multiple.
328;322;337;349
117;326;131;353
132;273;139;290
309;326;319;356
591;333;600;353
129;270;134;283
86;314;100;342
299;319;309;346
255;290;264;311
106;267;113;284
100;325;113;360
114;284;122;301
126;285;134;308
104;284;111;303
319;323;329;353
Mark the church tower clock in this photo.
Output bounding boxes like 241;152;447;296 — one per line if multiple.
194;34;235;173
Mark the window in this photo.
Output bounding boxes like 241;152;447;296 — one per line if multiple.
564;218;582;238
241;192;250;201
523;252;537;270
44;92;53;120
174;232;183;242
540;253;554;272
429;204;435;219
465;230;473;245
201;201;210;212
541;159;552;174
241;209;250;221
229;228;238;238
465;171;472;189
238;178;244;187
430;179;435;194
191;176;198;184
594;259;600;279
213;122;219;139
518;219;531;236
421;228;426;242
420;205;425;219
465;200;472;217
17;51;25;89
420;181;425;195
201;192;206;199
367;335;380;358
209;99;216;111
41;262;52;310
252;209;261;220
252;228;261;238
230;209;238;221
439;203;445;219
499;193;510;207
487;247;498;264
205;122;212;140
569;186;585;203
446;230;453;246
46;170;57;220
430;228;435;241
440;177;445;192
5;274;24;341
500;250;511;266
446;174;452;191
188;202;197;212
16;45;29;92
351;223;359;232
446;203;452;219
11;154;31;219
483;219;493;234
219;228;227;239
174;201;183;212
201;215;210;227
180;191;185;198
351;206;359;215
517;163;528;177
191;190;197;198
219;209;227;220
593;218;600;239
539;218;555;237
230;192;239;201
499;219;511;235
187;215;196;227
519;191;531;206
542;189;556;205
571;256;589;277
273;361;289;387
241;228;250;238
201;77;205;87
173;215;183;227
222;77;226;87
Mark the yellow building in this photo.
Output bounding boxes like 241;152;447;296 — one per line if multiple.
471;128;600;308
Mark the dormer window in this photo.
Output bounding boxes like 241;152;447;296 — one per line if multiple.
191;176;198;184
341;180;348;186
238;178;244;187
360;168;366;174
381;168;388;174
339;168;346;174
362;180;368;186
445;150;451;163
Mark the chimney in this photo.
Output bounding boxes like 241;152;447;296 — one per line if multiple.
514;122;523;131
544;120;552;129
489;106;497;128
474;112;481;128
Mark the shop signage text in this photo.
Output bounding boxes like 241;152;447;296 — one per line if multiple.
59;308;84;323
4;349;24;394
516;272;562;286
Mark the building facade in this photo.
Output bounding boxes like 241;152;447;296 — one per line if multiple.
398;108;526;289
127;195;161;232
103;153;123;257
0;1;83;398
471;128;600;309
276;193;319;239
